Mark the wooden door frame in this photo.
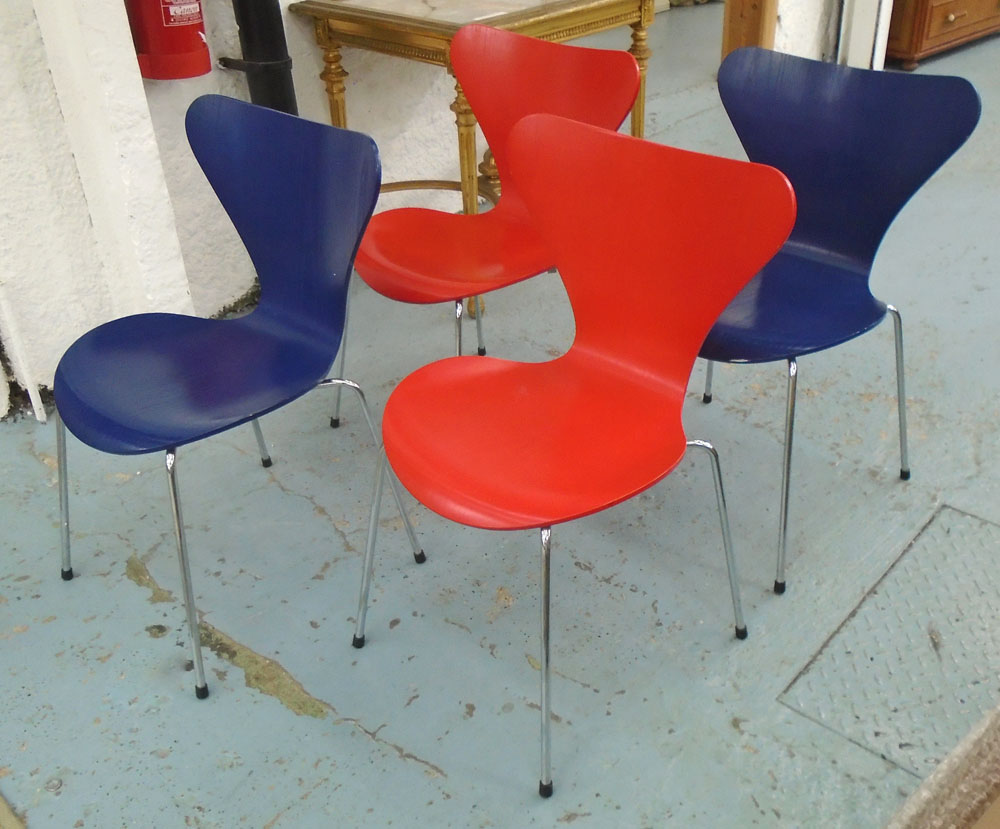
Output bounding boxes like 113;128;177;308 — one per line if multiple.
721;0;778;58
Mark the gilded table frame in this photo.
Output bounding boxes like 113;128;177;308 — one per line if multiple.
289;0;655;215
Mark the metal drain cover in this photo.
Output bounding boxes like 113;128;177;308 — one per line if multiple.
780;506;1000;776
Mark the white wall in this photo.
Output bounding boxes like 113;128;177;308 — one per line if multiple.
776;0;841;60
0;0;466;419
0;0;192;420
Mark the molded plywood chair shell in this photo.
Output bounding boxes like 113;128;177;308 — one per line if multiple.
699;47;981;593
354;114;797;796
53;95;421;699
353;23;641;355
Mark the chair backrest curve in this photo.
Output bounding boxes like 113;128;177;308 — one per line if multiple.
450;25;640;198
185;95;381;347
509;115;796;388
719;47;980;273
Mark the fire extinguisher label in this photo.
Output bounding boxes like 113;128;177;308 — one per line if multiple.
161;0;203;27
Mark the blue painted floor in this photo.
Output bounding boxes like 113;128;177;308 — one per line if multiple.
2;5;1000;827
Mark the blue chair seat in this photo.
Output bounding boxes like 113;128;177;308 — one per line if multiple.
699;248;886;364
54;312;334;455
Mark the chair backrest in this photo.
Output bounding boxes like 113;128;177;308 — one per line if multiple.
450;25;640;194
508;114;796;390
185;95;381;346
718;47;980;273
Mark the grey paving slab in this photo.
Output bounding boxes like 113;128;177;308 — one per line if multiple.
782;506;1000;778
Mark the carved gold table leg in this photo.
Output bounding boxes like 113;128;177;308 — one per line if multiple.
320;36;349;128
450;79;480;217
450;79;486;322
478;149;500;205
630;20;651;138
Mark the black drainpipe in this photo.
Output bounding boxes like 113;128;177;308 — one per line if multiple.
219;0;298;115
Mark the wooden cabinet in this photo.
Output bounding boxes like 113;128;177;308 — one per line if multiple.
887;0;1000;68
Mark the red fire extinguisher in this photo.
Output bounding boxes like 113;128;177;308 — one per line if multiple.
125;0;212;80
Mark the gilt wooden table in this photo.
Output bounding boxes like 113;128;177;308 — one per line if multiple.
289;0;655;215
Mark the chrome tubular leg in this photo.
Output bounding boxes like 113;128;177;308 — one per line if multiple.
454;300;464;356
56;411;73;581
331;287;351;428
320;378;425;564
775;358;798;595
887;305;910;480
687;440;747;639
250;418;272;468
353;449;387;648
384;468;425;564
703;359;714;404
473;296;486;356
539;526;553;798
164;450;209;699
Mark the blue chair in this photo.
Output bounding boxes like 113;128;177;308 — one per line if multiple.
54;94;422;698
699;47;980;593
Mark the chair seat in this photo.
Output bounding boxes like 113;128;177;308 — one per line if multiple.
355;201;551;304
382;354;689;530
54;312;335;455
699;248;888;365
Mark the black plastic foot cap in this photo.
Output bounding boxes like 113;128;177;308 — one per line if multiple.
195;684;209;700
539;780;553;798
261;457;273;468
774;580;786;595
414;550;427;564
61;568;74;581
352;634;366;649
900;468;911;481
330;417;341;429
702;393;713;404
477;347;487;356
735;625;748;640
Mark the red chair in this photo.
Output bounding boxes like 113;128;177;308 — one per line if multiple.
351;24;641;359
353;114;797;795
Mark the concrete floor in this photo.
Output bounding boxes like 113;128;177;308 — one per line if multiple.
3;5;1000;827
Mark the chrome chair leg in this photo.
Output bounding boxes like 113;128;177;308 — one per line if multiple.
539;526;553;798
473;295;487;356
703;359;714;404
686;440;747;638
775;358;797;595
250;418;272;468
886;305;910;480
353;448;387;648
331;286;352;429
319;378;425;565
164;450;209;699
454;300;464;356
56;411;73;581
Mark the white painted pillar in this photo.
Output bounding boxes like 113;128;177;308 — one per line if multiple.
0;0;193;419
32;0;194;317
839;0;895;68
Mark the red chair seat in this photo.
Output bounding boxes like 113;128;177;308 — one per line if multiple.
355;199;549;303
383;354;687;530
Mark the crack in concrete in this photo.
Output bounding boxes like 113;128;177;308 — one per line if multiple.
124;552;446;779
258;471;358;554
341;718;447;779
